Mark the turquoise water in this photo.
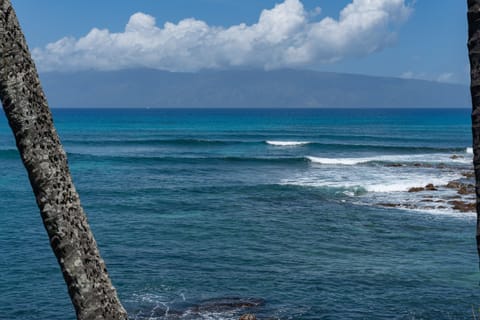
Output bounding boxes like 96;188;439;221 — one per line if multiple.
0;108;478;319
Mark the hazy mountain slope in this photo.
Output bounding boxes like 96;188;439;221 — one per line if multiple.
39;69;470;108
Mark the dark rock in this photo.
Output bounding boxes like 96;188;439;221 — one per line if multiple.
405;163;434;168
192;297;264;313
240;314;257;320
378;203;400;207
446;181;461;189
445;181;475;194
408;187;425;193
450;154;462;159
425;184;437;191
458;184;475;195
462;171;475;178
448;200;476;212
386;163;404;167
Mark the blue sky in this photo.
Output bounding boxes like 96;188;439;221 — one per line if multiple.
11;0;469;84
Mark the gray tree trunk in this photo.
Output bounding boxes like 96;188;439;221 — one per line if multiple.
0;1;128;319
468;0;480;263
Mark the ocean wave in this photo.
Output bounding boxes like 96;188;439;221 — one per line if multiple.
407;206;476;218
266;141;466;153
67;150;471;168
279;163;478;216
282;178;455;194
281;169;463;193
467;147;473;154
63;137;468;157
266;140;310;146
64;138;245;147
364;177;455;193
67;153;308;165
306;152;472;166
306;156;370;165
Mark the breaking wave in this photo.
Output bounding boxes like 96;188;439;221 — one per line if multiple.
265;140;310;146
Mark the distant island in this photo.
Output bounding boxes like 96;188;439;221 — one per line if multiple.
39;69;470;108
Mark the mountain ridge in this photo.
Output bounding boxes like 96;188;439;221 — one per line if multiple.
38;69;470;108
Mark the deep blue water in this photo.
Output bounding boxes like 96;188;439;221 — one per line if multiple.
0;108;478;320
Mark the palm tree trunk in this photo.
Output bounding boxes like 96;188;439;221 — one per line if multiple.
0;1;128;319
468;0;480;264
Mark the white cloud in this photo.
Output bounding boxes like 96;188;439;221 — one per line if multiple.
32;0;412;72
401;71;458;83
401;71;428;80
436;72;454;83
400;71;415;79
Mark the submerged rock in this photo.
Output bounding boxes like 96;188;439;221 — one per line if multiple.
133;297;264;320
458;184;475;195
408;187;425;193
378;203;400;208
405;183;436;192
446;181;461;189
191;297;265;313
386;163;404;167
379;174;475;213
444;180;475;195
448;200;476;212
462;171;475;178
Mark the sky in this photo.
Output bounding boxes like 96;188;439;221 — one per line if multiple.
11;0;469;84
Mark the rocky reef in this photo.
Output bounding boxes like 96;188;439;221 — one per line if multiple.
378;165;476;213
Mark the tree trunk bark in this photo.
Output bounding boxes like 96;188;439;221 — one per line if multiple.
0;1;128;319
468;0;480;264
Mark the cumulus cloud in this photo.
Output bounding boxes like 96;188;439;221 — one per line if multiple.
33;0;412;72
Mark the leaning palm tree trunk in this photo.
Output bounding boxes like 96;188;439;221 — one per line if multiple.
0;1;128;319
468;0;480;263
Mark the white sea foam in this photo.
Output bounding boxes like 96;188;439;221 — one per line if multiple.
306;154;416;165
306;156;373;165
280;160;475;217
467;147;473;154
128;293;256;320
307;153;473;166
410;206;475;218
364;175;457;193
266;140;310;146
283;172;460;193
283;156;465;195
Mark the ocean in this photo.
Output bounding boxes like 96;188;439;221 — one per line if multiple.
0;108;478;319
